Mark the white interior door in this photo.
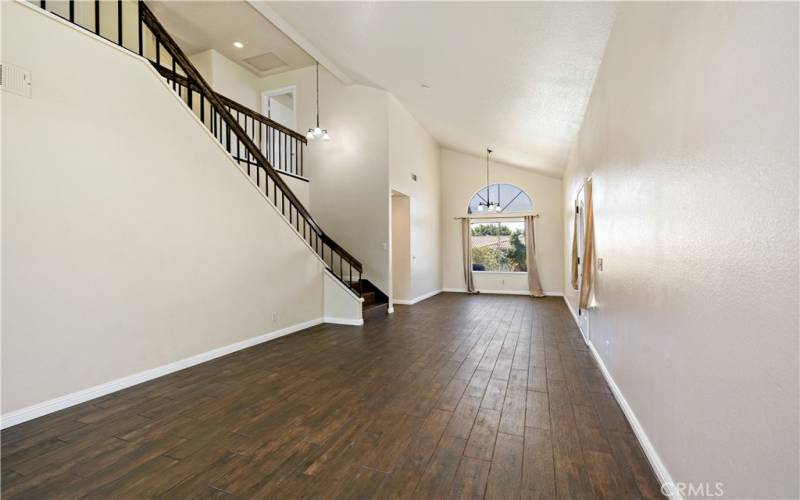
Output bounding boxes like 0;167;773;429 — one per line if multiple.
262;89;296;172
267;95;295;130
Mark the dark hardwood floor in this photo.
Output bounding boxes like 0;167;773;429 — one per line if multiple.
1;293;662;499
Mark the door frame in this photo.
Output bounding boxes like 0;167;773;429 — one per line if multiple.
261;85;297;130
389;189;412;312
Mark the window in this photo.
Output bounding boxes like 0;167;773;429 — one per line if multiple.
471;220;527;272
468;184;532;214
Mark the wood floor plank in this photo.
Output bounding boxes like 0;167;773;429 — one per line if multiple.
498;388;526;436
528;367;547;393
413;436;467;499
522;426;556;499
444;396;482;440
485;432;524;500
463;408;501;461
481;378;508;411
525;390;550;430
448;456;491;500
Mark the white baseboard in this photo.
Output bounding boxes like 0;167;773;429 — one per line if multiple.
442;288;563;297
562;297;679;500
323;317;364;326
0;317;323;429
562;295;587;341
392;289;443;305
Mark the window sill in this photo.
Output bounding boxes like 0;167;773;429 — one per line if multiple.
471;271;528;275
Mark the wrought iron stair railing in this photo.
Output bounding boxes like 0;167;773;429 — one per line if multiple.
31;0;363;295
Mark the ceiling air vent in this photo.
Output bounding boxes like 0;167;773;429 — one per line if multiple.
242;52;288;73
1;63;32;98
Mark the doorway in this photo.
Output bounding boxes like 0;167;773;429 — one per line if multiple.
391;191;411;303
262;87;297;171
262;87;296;130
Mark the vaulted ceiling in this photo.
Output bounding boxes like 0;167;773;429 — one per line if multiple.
252;1;617;176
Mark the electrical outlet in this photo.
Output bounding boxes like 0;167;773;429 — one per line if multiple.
598;257;604;271
605;339;611;356
272;312;277;323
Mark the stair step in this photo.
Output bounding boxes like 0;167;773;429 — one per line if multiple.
362;291;376;306
363;301;389;318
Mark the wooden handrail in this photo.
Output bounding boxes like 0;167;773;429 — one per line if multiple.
150;63;308;151
140;4;362;274
217;93;306;144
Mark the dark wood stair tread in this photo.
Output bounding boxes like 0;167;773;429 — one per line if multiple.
362;291;377;306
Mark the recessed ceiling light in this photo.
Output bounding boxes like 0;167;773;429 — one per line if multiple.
233;41;244;49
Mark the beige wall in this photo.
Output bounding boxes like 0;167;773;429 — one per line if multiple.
260;66;391;293
1;2;327;414
562;2;799;498
261;67;442;298
391;194;411;300
180;48;441;302
441;148;563;295
388;95;442;301
189;49;260;110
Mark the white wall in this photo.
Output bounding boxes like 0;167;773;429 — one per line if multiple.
189;49;260;110
322;272;363;325
1;2;327;414
388;95;442;301
441;148;563;295
562;3;799;498
260;66;392;294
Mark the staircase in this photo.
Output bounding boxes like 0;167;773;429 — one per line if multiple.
350;280;389;318
31;0;365;298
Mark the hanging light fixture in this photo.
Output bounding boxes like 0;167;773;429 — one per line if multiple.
307;62;330;141
477;148;501;212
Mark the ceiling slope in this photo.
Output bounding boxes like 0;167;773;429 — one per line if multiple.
253;1;617;176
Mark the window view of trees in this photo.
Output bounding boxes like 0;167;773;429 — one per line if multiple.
471;221;527;272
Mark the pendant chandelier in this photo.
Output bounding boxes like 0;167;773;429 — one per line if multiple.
477;148;501;212
306;62;330;141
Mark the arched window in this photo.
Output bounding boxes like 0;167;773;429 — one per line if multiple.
467;183;533;214
467;184;533;273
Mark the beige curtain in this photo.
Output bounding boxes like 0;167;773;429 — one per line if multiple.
570;206;580;290
579;179;595;310
461;219;476;293
524;215;545;297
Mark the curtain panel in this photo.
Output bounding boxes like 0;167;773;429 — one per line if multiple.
524;215;545;297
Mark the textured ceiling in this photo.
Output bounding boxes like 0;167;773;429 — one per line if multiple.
148;1;314;77
256;1;617;176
